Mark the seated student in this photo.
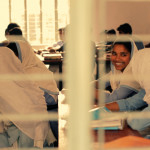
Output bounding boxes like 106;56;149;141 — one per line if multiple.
0;47;51;148
4;23;29;43
3;40;59;145
52;27;65;48
3;30;59;145
94;37;140;103
0;23;23;46
105;49;150;138
3;26;59;106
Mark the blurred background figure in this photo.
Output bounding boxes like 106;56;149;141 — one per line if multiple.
47;27;66;52
5;23;21;36
105;29;117;73
117;23;144;50
4;22;28;44
52;27;65;48
105;29;116;51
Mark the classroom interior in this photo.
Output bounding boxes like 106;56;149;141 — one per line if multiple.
1;0;150;149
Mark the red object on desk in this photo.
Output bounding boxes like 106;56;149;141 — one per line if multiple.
92;123;141;143
104;135;150;148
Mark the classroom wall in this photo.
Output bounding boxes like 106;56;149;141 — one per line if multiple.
93;1;150;44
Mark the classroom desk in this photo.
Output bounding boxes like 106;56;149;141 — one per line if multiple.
58;99;144;149
59;119;148;149
36;53;63;90
92;122;141;143
36;53;63;72
43;58;63;74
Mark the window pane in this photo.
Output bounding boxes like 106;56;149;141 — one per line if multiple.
58;0;70;29
27;0;40;44
0;0;9;41
0;0;70;45
42;0;55;45
11;0;25;37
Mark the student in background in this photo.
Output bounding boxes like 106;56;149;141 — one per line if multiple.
4;23;29;43
0;23;23;46
47;27;66;52
104;29;117;73
117;23;144;50
53;27;65;48
105;29;116;51
5;23;21;36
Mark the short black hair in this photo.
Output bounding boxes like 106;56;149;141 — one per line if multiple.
7;23;20;31
117;23;132;34
5;23;22;35
106;29;116;35
9;28;22;35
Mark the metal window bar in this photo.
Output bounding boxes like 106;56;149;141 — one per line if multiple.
40;0;43;44
65;0;93;150
9;0;11;22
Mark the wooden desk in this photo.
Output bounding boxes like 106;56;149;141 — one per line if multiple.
43;58;63;73
59;120;144;149
36;53;63;90
58;93;145;149
92;122;141;143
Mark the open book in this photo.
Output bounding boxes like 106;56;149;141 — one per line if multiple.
90;107;125;130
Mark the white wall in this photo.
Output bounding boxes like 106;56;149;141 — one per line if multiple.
106;2;150;34
93;1;150;44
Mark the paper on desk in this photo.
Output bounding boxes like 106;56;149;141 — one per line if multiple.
43;53;62;59
90;107;125;130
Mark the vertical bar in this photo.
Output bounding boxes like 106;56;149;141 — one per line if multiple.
98;0;106;148
9;0;11;22
65;0;93;150
55;0;58;42
24;0;28;40
40;0;43;44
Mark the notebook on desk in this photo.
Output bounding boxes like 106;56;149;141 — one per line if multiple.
90;107;125;130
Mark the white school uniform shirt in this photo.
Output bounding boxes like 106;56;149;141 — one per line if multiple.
131;48;150;104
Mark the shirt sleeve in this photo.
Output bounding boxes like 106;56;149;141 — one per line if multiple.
104;85;137;103
117;89;147;111
127;105;150;131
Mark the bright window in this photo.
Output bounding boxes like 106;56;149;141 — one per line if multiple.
0;0;69;45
